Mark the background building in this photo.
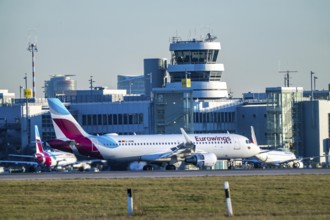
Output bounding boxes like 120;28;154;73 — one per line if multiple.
153;88;193;134
144;58;167;99
45;75;76;98
266;87;303;150
301;100;330;163
117;75;145;95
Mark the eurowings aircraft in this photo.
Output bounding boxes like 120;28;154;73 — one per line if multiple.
0;125;78;171
247;126;303;168
47;98;260;170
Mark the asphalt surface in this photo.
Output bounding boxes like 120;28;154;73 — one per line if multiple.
1;168;330;181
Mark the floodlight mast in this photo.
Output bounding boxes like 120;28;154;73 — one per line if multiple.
28;43;38;98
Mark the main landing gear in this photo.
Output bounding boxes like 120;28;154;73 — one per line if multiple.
165;164;176;170
142;164;153;171
142;164;177;171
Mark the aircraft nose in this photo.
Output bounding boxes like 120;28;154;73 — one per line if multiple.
253;144;261;155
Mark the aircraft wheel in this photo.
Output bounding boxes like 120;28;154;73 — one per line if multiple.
32;165;42;173
143;165;153;171
293;162;300;168
166;164;176;170
94;163;104;171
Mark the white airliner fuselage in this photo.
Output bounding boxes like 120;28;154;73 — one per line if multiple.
47;98;260;170
88;133;257;161
250;126;303;168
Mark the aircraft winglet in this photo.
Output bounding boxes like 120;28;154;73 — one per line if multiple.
180;128;193;144
180;128;196;152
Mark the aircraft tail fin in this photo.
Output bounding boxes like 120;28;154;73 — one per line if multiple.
251;126;258;145
35;125;44;154
47;98;89;140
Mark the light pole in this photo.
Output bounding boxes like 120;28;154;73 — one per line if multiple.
129;81;133;94
311;71;314;101
147;72;153;133
314;76;318;91
19;86;23;99
24;73;30;147
28;43;38;99
148;72;153;99
310;71;315;128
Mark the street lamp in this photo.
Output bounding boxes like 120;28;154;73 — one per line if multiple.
147;72;153;99
19;86;23;99
314;76;318;91
129;82;133;94
310;71;314;101
24;73;30;146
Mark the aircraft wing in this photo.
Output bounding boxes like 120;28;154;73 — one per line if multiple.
8;154;35;159
297;155;329;162
140;147;187;161
247;155;298;166
0;160;38;166
276;155;329;165
141;128;197;161
273;158;299;165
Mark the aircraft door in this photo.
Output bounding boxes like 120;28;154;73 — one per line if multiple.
233;137;241;150
91;140;98;153
89;137;99;153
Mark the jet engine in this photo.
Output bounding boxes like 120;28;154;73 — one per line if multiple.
35;153;52;167
128;161;147;171
185;153;217;168
293;161;303;168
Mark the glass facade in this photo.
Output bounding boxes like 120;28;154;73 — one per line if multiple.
82;113;143;126
117;75;145;95
266;87;303;149
171;71;222;83
153;90;194;134
172;50;219;64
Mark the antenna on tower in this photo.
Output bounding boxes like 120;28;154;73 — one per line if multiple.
27;43;38;98
278;69;298;87
89;76;95;96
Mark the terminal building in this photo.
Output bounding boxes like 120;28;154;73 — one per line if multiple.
117;74;145;95
0;33;329;165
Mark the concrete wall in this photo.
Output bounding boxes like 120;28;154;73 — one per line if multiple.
237;104;267;145
303;100;330;163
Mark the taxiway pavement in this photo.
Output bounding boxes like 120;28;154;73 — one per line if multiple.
1;168;330;181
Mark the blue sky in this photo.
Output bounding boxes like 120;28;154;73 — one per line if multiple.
0;0;329;97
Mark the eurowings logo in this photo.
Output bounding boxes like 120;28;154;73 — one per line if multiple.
53;118;84;139
194;136;231;143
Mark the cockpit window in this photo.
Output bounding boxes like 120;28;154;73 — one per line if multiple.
245;139;251;144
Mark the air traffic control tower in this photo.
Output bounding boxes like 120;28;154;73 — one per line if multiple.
166;33;228;100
